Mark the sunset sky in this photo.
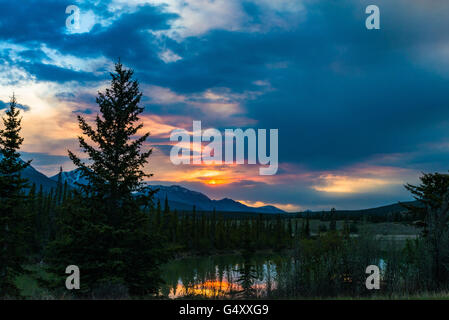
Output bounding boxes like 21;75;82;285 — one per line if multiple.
1;0;449;211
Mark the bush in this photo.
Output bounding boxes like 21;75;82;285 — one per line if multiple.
349;223;358;233
318;224;328;233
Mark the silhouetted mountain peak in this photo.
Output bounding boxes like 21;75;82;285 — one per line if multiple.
49;169;286;214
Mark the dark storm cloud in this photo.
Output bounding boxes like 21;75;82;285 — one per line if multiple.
24;62;100;82
0;0;70;43
154;0;449;171
55;5;177;65
129;1;449;175
0;0;176;82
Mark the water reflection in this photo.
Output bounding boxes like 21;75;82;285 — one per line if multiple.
161;254;281;299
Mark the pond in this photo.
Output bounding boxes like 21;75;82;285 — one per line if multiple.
160;253;286;299
160;251;389;299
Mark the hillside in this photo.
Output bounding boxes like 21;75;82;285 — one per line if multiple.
48;169;286;214
0;154;57;192
301;201;419;217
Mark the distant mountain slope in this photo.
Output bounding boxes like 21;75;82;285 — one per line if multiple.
0;155;58;192
49;169;286;214
22;165;59;192
345;201;420;216
303;201;420;217
49;169;89;187
149;185;286;213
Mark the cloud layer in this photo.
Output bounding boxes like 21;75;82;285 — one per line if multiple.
1;0;449;210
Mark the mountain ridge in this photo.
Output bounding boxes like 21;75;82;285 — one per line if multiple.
48;168;286;214
0;154;58;192
9;160;415;215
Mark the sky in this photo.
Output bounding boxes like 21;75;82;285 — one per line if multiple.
1;0;449;212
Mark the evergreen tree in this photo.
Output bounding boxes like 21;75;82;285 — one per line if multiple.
404;172;449;234
0;95;31;298
156;199;162;229
236;220;257;298
210;208;217;246
164;195;170;215
27;183;39;254
192;205;197;249
170;209;178;243
342;218;350;238
275;214;283;250
304;214;310;238
47;61;164;296
405;173;449;285
329;208;337;231
55;166;63;205
35;185;47;249
162;195;170;234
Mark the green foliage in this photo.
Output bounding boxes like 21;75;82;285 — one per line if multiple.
349;222;358;234
329;208;337;231
318;223;328;233
404;172;449;224
275;231;380;298
404;172;449;287
0;95;33;298
46;62;165;296
235;221;257;298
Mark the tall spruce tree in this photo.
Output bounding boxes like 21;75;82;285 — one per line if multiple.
0;95;31;298
304;214;310;238
329;208;337;231
404;173;449;285
236;220;257;298
47;62;163;296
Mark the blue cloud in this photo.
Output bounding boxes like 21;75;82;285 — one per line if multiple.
2;0;449;208
0;100;30;111
24;62;100;82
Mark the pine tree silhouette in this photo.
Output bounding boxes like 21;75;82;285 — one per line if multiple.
0;94;31;298
47;61;164;296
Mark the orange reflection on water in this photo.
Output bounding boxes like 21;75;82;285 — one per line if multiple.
169;280;243;298
168;279;273;299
